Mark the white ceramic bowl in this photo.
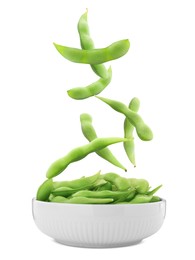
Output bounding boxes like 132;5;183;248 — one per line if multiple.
32;198;166;248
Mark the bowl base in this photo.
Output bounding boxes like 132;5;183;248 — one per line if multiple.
54;239;143;248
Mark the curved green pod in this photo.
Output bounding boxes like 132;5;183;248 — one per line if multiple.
36;179;53;201
67;67;112;100
51;196;68;203
96;181;112;191
72;190;132;201
127;178;150;194
46;137;128;179
80;113;126;170
51;196;113;204
53;171;100;190
129;194;153;204
150;196;161;202
147;184;162;196
52;186;81;197
78;10;108;78
124;97;140;166
96;96;153;141
53;39;130;65
103;173;130;191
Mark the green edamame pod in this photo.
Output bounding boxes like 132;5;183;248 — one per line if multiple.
124;97;140;166
90;178;107;190
96;181;113;191
147;184;162;196
103;173;130;190
96;96;153;141
52;186;81;197
80;113;126;171
67;67;112;100
129;194;153;204
53;39;130;65
150;196;161;202
72;190;132;201
53;197;113;204
78;10;108;78
124;189;136;202
51;196;68;203
51;195;118;204
36;179;53;201
127;178;150;194
46;137;128;179
53;171;100;189
48;194;55;201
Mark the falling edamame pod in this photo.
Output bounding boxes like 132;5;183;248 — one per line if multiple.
80;113;127;171
124;97;140;166
78;10;108;78
96;96;153;141
46;137;128;179
67;67;112;100
53;39;130;65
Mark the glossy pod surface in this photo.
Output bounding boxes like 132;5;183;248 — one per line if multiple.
124;97;140;166
77;10;108;78
80;113;126;170
46;137;127;179
67;67;112;100
96;96;153;141
53;39;130;65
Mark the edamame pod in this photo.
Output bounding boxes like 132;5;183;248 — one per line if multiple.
127;178;150;194
53;39;130;65
129;194;153;204
52;196;113;204
103;173;130;190
147;184;162;196
52;186;81;197
53;171;100;189
96;96;153;141
48;194;55;201
124;97;140;166
46;137;128;179
150;196;161;202
36;179;53;201
80;113;126;170
96;181;112;191
51;196;68;203
72;190;132;201
51;196;114;204
67;67;112;100
78;10;108;78
90;178;107;190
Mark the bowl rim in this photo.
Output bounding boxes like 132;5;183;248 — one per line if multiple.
32;197;166;207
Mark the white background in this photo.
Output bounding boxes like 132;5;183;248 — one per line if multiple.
0;0;195;258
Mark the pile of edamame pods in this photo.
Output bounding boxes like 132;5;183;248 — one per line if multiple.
36;10;162;204
37;172;162;204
